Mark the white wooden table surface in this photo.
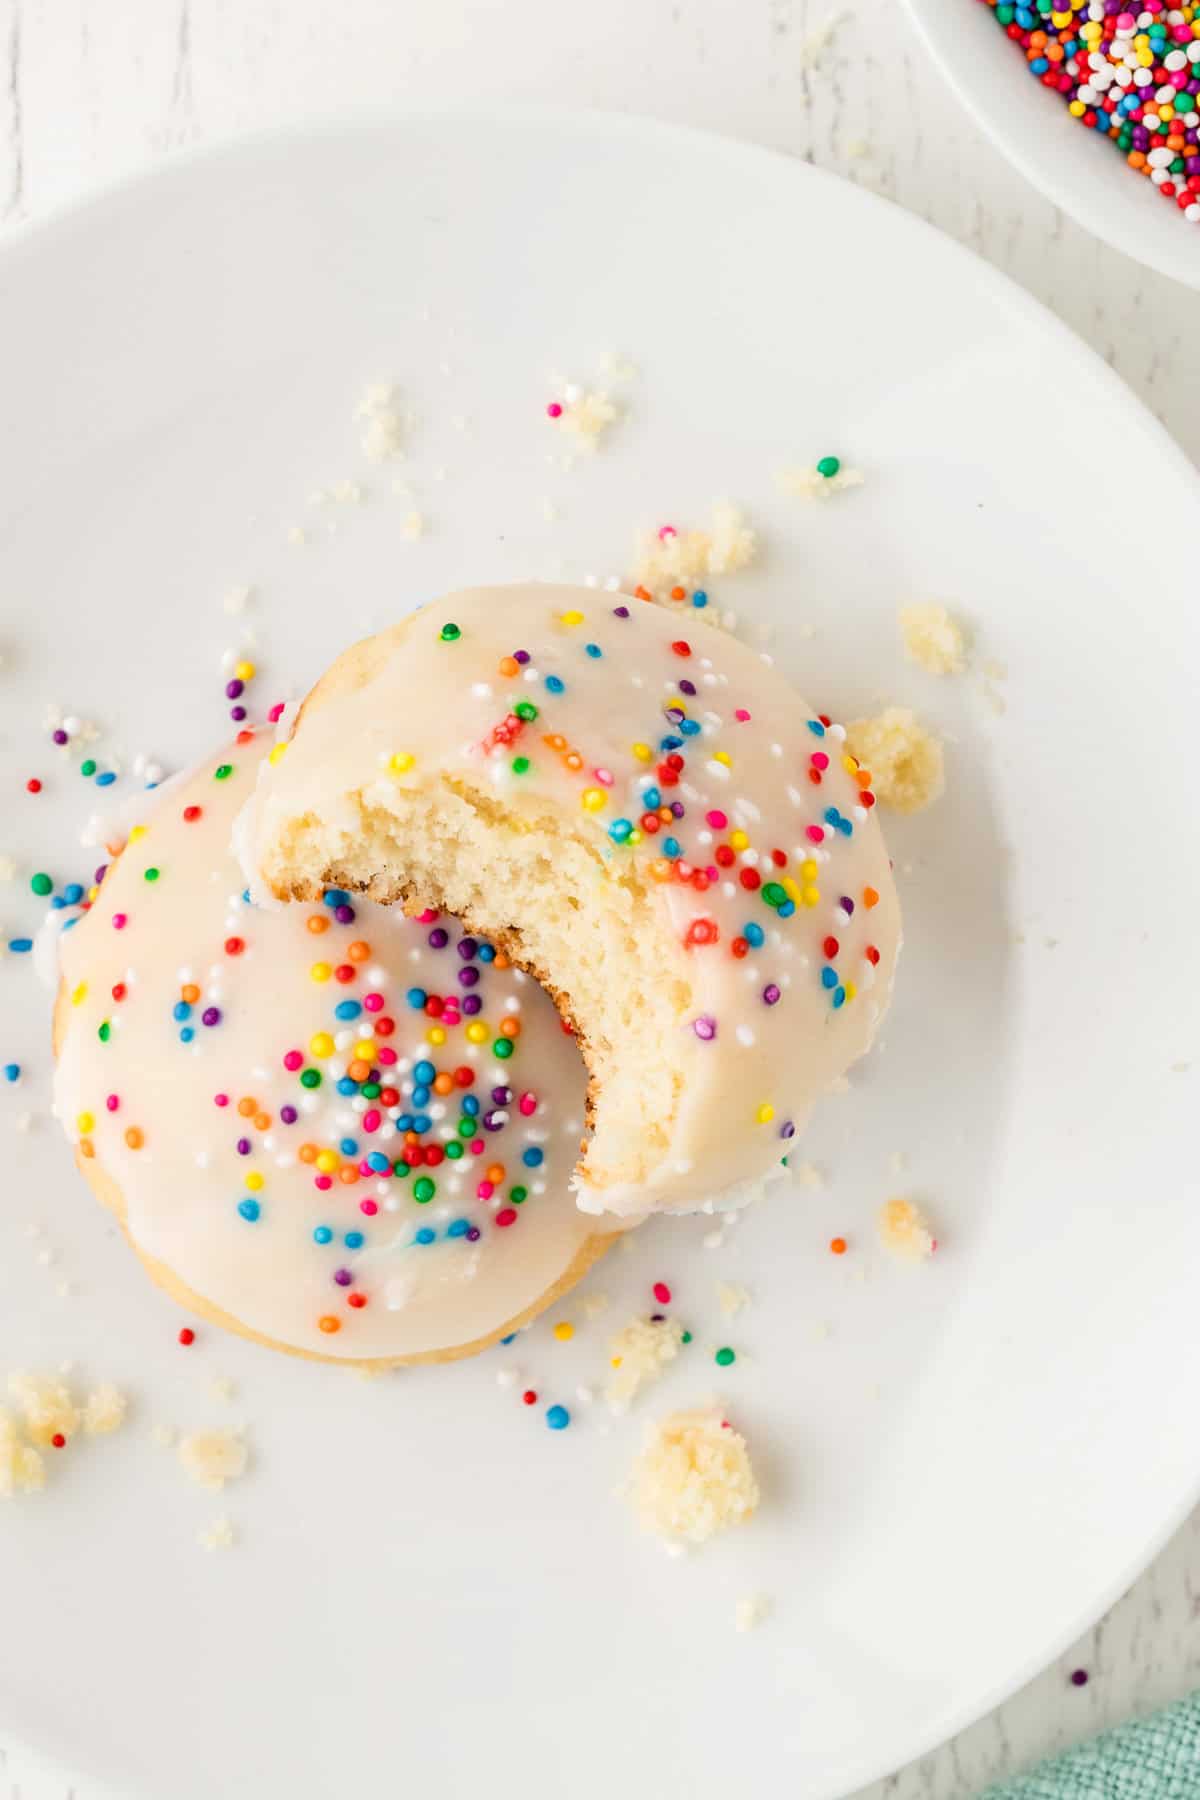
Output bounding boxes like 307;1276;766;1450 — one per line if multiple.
2;4;1196;1796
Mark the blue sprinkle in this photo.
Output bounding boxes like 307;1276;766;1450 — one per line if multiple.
241;888;251;905
334;1000;362;1021
396;1113;414;1133
659;734;684;751
8;938;32;954
324;888;351;908
608;819;633;844
837;818;853;837
522;1147;544;1168
411;1085;431;1108
237;1198;261;1222
95;771;116;788
336;1077;357;1096
545;1405;570;1431
832;987;846;1009
62;916;81;931
63;884;83;905
498;1328;516;1341
744;922;765;948
448;1219;470;1238
339;1137;358;1156
313;1225;333;1245
643;786;662;810
179;1026;195;1043
50;896;66;911
778;899;796;918
344;1230;365;1250
413;1060;436;1085
462;1094;480;1116
544;674;565;694
414;1227;436;1246
173;1001;192;1021
585;643;602;659
406;987;427;1010
367;1151;390;1174
692;589;708;608
663;837;681;858
413;1113;432;1134
821;967;838;990
679;718;701;737
476;943;496;963
807;720;826;738
3;1063;20;1082
824;807;841;827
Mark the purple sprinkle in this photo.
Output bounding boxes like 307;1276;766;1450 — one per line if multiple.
52;728;68;746
428;927;449;949
491;1085;513;1106
94;865;107;885
678;679;697;696
334;904;355;925
457;966;480;988
650;1313;665;1323
692;1014;717;1041
513;649;531;665
670;800;685;820
457;937;478;961
333;1268;353;1287
483;1109;506;1132
225;679;244;700
230;705;247;722
665;706;685;725
462;995;482;1016
613;605;630;618
280;1104;298;1125
762;984;781;1006
466;1226;481;1242
236;1137;251;1155
839;896;854;916
202;1007;221;1027
780;1120;796;1140
1070;1669;1089;1688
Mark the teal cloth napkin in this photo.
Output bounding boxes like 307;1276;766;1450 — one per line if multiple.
982;1693;1200;1799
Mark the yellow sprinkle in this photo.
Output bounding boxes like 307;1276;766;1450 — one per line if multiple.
781;877;801;904
559;609;585;626
802;886;821;908
315;1150;338;1174
632;742;652;762
128;825;147;843
76;1111;95;1134
233;660;256;682
352;1040;376;1062
628;829;643;846
244;1171;264;1192
310;962;331;983
426;1025;447;1046
842;754;859;774
87;885;99;902
610;1356;623;1368
552;1321;575;1342
800;858;818;881
581;787;608;812
268;743;288;766
756;1103;775;1125
387;751;415;775
729;829;749;852
712;751;732;767
71;982;88;1006
843;981;856;1002
465;1022;488;1044
309;1032;335;1058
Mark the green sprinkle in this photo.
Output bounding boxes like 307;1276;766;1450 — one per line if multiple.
714;1346;736;1367
514;701;538;722
361;1081;381;1099
214;764;233;781
457;1118;476;1140
413;1176;436;1203
816;455;841;479
392;1160;411;1179
761;881;787;908
143;867;160;883
97;1020;111;1043
439;622;461;642
299;1067;321;1089
80;759;97;778
681;1330;693;1345
512;756;531;774
30;872;52;897
445;1140;464;1161
509;1185;528;1204
493;1037;514;1059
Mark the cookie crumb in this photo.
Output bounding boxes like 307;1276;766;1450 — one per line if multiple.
632;503;756;589
878;1197;937;1261
628;1407;759;1546
899;602;967;676
83;1383;128;1435
8;1371;80;1445
717;1281;751;1319
735;1593;772;1633
178;1430;248;1492
0;1410;44;1497
845;707;944;814
357;384;405;462
777;463;863;501
198;1514;236;1552
606;1316;686;1412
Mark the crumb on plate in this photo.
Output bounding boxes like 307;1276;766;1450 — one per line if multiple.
628;1407;759;1546
606;1315;686;1412
178;1429;248;1492
878;1197;938;1261
899;602;967;676
632;503;756;589
845;707;944;814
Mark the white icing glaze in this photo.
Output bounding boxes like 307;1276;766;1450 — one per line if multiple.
54;734;616;1360
243;585;902;1215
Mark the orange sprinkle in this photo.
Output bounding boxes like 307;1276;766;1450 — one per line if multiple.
649;858;674;883
498;655;520;677
237;1097;257;1118
829;1236;847;1256
634;584;652;601
307;914;329;934
862;886;880;909
253;1112;271;1132
670;585;686;601
347;940;370;963
79;1138;95;1160
181;983;200;1005
338;1165;359;1186
855;769;873;789
564;752;583;771
486;1163;505;1184
124;1126;144;1150
433;1072;454;1096
318;1315;340;1334
493;952;510;970
543;733;567;752
298;1143;318;1164
1128;150;1147;170
347;1059;371;1083
499;1017;520;1038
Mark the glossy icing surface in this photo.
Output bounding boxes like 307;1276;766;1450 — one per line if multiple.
55;735;610;1359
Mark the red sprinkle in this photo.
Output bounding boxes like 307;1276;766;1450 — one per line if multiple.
652;1281;671;1304
224;936;245;955
26;778;42;794
182;805;202;822
51;1433;66;1449
178;1327;195;1346
671;640;692;658
522;1389;538;1405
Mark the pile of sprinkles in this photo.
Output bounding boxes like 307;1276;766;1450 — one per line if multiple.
980;0;1200;220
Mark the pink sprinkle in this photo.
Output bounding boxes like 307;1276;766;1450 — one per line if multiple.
111;912;127;930
519;1092;537;1117
477;1180;495;1200
705;809;728;829
469;1138;485;1155
805;825;825;843
593;767;614;787
105;1093;119;1112
415;908;439;924
362;1108;381;1133
734;709;751;723
653;1281;671;1304
357;1159;373;1176
315;1174;333;1191
360;1199;379;1216
363;992;384;1012
657;525;677;542
267;702;285;724
811;752;829;770
283;1050;303;1071
705;864;719;883
546;402;563;419
213;1093;230;1108
378;1046;398;1066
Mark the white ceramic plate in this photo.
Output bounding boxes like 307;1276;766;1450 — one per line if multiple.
901;0;1200;288
1;110;1198;1800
